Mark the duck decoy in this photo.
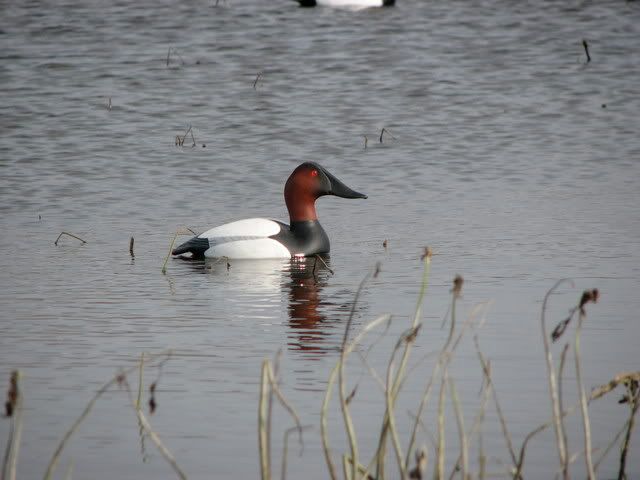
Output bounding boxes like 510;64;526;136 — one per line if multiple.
172;162;367;259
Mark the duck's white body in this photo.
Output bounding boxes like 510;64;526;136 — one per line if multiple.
316;0;386;9
198;218;291;259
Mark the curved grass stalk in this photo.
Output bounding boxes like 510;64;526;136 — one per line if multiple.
384;328;421;480
259;360;271;480
403;298;487;472
43;351;172;480
435;371;448;480
540;279;572;479
474;338;517;470
448;377;468;480
574;313;596;480
320;314;392;480
375;254;431;477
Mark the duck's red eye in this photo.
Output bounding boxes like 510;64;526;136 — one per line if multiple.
311;169;318;177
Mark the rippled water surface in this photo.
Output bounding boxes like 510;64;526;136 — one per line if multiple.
1;0;639;478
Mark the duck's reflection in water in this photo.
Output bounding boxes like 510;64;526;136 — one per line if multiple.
176;255;349;357
286;256;335;357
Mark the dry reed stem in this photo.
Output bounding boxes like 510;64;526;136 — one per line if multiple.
513;383;619;479
268;350;283;469
1;371;22;480
281;425;312;480
258;359;304;480
259;360;271;480
404;290;487;474
377;253;431;477
590;372;640;400
474;339;517;469
385;328;422;479
54;231;87;246
43;351;172;480
355;350;386;393
558;342;570;471
448;377;469;480
435;371;448;480
339;269;376;480
119;376;187;479
265;363;303;442
617;376;639;479
162;231;180;274
540;279;572;479
62;460;74;480
593;416;629;472
447;348;493;480
321;314;392;480
320;366;339;480
136;352;144;410
575;312;596;479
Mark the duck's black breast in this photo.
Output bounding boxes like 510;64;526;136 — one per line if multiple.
270;220;330;256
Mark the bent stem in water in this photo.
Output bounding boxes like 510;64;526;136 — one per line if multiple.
540;279;572;479
43;351;172;480
376;250;431;477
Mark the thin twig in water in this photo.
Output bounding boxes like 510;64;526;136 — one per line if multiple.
166;47;185;67
129;237;135;258
54;231;87;246
314;255;334;275
254;72;263;89
162;231;180;274
582;39;591;63
379;127;396;143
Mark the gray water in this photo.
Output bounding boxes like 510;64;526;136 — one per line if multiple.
1;0;639;478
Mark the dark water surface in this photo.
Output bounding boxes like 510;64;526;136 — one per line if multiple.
1;0;639;478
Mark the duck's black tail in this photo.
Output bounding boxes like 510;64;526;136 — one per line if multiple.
295;0;317;6
172;236;210;258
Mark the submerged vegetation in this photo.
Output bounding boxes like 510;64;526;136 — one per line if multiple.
2;252;638;479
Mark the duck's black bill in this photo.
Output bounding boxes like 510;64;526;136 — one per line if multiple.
322;168;368;200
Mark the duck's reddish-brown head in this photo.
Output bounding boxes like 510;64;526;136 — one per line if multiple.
284;162;367;222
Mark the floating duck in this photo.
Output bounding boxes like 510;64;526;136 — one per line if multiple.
295;0;394;8
172;162;367;259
